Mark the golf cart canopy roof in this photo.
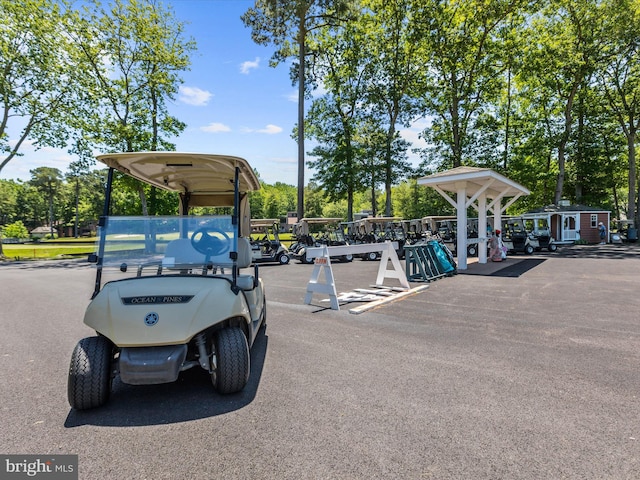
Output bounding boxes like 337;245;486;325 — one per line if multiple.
96;152;261;206
251;219;280;228
298;218;343;224
360;216;403;224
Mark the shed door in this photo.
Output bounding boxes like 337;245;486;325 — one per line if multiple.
562;215;578;241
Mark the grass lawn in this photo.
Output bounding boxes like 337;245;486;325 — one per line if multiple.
1;239;97;261
2;233;298;261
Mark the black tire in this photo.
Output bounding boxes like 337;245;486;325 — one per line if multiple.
467;245;477;256
525;244;534;255
548;243;557;252
342;254;354;263
212;327;250;394
278;253;290;265
366;251;378;261
67;336;113;410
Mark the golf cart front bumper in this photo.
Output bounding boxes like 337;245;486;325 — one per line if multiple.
119;345;188;385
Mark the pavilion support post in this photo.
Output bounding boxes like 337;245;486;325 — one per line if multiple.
456;181;468;270
478;193;487;264
494;198;502;238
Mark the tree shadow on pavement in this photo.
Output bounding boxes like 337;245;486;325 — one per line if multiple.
554;243;640;260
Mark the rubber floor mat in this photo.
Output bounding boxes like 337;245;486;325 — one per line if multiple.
491;258;546;277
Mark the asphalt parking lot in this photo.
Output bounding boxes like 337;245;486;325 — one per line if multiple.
1;243;639;479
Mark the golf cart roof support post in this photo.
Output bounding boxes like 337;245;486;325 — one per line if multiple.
233;166;240;231
93;167;115;298
179;192;190;215
231;165;240;294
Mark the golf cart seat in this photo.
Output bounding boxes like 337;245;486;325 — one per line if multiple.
218;237;257;291
163;236;256;290
163;238;206;268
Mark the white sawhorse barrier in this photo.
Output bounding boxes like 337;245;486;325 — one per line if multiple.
304;241;425;313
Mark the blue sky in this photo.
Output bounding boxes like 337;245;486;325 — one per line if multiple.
1;0;426;186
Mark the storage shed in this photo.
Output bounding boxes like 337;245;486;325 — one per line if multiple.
522;204;611;244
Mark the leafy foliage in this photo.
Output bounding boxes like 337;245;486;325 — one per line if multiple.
2;220;29;239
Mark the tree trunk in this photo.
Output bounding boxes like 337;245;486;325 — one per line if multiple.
554;83;579;205
74;178;79;238
296;18;306;221
629;130;638;225
370;173;377;217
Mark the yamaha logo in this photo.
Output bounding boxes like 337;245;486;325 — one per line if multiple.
144;312;159;326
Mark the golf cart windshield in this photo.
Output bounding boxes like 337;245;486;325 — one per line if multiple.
98;215;238;275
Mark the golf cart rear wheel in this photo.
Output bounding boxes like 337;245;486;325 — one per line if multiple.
548;244;557;252
67;336;113;410
342;254;354;262
212;327;250;394
525;244;534;255
366;251;378;261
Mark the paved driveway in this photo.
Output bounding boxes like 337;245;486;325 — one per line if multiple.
1;244;639;479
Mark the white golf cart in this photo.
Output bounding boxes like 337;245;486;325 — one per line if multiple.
67;152;266;410
250;218;290;265
290;218;353;264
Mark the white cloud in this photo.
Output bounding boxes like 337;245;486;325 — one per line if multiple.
257;124;283;134
240;57;260;74
240;124;283;134
179;86;212;106
285;90;298;102
200;122;231;133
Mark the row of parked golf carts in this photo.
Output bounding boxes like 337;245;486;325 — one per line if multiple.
424;215;557;256
248;214;558;267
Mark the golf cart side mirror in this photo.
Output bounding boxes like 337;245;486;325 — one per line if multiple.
88;253;98;263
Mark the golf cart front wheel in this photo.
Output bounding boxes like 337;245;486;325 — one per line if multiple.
67;336;113;410
211;327;250;394
548;244;557;252
366;251;378;261
278;253;290;265
525;245;534;255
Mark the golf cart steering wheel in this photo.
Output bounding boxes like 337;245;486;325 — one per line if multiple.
190;227;231;257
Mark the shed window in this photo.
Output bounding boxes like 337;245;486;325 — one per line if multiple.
591;214;597;228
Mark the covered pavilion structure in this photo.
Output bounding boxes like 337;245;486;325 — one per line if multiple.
417;166;530;270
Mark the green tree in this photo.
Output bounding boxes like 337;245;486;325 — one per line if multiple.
359;0;419;216
519;0;606;204
2;220;29;239
598;0;640;223
29;167;62;237
306;20;371;221
0;0;81;174
242;0;355;221
70;0;194;214
414;0;529;171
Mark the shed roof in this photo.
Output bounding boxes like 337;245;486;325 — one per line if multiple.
526;204;608;214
